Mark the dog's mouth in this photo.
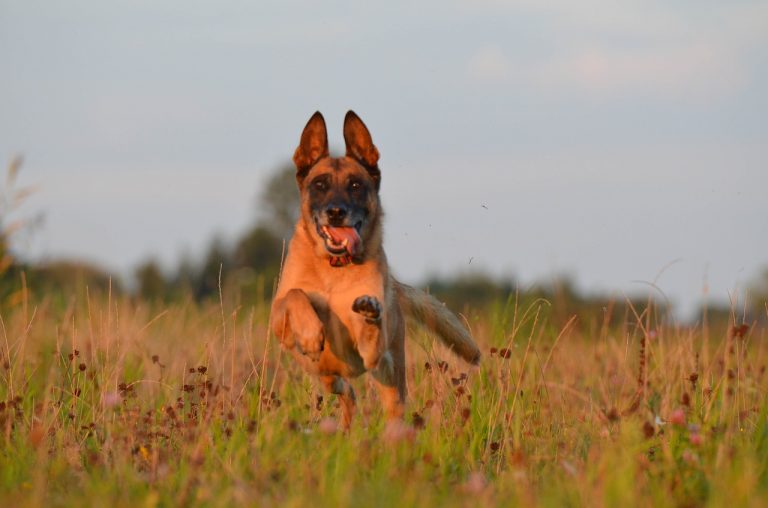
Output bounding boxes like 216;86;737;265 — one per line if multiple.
315;221;363;259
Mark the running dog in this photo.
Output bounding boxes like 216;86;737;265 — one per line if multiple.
271;111;480;429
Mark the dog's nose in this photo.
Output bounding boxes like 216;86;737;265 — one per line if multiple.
326;206;347;224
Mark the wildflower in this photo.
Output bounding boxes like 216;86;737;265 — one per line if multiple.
102;392;122;408
460;472;487;495
669;408;686;426
318;417;338;434
732;324;749;338
642;421;655;438
382;420;415;444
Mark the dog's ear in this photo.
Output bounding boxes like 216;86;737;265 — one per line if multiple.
293;111;329;181
343;110;380;187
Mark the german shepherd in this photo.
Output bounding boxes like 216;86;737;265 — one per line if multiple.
271;111;480;429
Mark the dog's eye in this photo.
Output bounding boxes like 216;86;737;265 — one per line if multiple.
313;180;328;192
349;181;361;191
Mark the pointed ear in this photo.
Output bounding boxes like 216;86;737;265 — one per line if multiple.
293;111;329;181
343;110;381;186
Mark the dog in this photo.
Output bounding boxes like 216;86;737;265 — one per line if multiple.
271;111;480;429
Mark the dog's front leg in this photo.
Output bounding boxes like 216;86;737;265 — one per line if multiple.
271;288;324;361
351;295;385;371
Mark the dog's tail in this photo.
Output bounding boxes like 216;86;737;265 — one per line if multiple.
394;280;480;365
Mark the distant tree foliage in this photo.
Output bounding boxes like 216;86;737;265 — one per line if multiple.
135;260;167;301
128;165;297;306
1;157;766;330
751;269;768;311
233;226;283;273
258;164;299;240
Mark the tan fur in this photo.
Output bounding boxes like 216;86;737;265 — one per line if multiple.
271;111;479;429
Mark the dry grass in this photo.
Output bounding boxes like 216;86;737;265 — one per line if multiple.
0;288;766;507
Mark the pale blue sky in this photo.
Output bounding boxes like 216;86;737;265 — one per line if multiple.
1;1;767;317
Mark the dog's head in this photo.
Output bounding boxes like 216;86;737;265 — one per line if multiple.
293;111;382;267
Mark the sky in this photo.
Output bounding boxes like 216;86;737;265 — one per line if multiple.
1;0;767;318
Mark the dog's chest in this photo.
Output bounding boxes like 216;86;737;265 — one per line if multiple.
303;268;380;322
295;266;384;374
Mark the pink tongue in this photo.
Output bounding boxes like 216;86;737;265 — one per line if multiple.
327;227;361;256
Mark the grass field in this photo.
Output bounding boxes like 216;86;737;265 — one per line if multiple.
0;287;766;507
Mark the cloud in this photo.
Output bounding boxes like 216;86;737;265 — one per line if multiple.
466;39;749;99
466;45;513;84
463;1;767;99
532;43;747;97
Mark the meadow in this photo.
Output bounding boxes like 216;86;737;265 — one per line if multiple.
0;285;766;507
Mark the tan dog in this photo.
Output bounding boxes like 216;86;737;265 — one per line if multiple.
271;111;480;429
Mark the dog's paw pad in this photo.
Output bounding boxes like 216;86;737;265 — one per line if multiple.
352;295;381;324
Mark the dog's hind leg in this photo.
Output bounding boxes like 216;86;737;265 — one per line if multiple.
370;342;406;422
371;375;405;421
320;375;356;430
374;301;407;422
372;347;414;442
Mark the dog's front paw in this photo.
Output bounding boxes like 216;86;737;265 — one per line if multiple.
352;295;381;325
296;321;325;361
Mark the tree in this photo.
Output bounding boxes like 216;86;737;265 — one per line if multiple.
749;268;768;322
129;163;299;302
258;164;299;240
194;238;232;300
135;259;167;301
233;225;283;272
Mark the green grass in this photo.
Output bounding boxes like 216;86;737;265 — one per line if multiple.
0;291;766;507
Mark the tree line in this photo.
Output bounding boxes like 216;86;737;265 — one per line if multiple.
1;159;766;331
